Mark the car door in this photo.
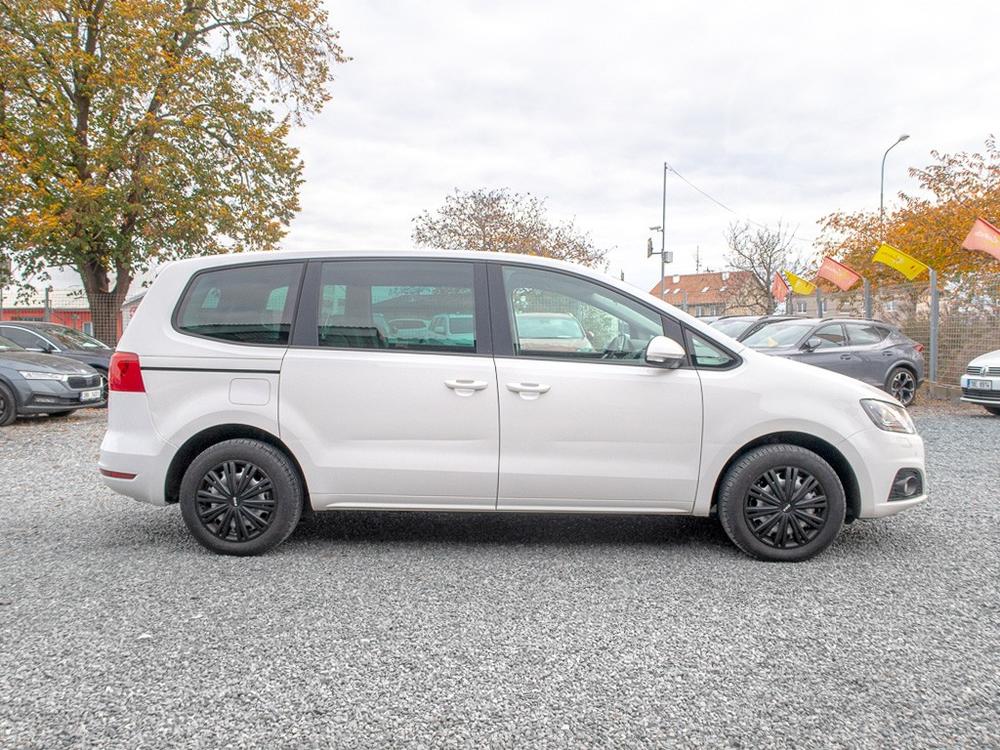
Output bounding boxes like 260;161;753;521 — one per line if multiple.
801;323;862;377
844;322;891;385
279;259;499;510
490;263;703;513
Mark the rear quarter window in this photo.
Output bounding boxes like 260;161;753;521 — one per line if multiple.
176;263;304;345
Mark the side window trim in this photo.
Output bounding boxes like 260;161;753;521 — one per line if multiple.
290;258;493;356
171;259;306;348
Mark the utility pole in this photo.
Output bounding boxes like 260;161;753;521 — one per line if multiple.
647;162;673;299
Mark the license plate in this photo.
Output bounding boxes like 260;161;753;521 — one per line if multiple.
80;389;102;401
969;379;992;390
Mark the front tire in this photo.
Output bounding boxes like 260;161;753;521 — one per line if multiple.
886;366;917;406
0;383;16;426
179;439;303;556
718;444;846;562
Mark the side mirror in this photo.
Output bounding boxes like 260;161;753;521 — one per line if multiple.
644;335;686;369
802;336;822;352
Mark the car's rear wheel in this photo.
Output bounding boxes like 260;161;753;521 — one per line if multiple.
985;406;1000;416
0;383;16;426
718;444;846;562
179;439;303;556
886;366;917;406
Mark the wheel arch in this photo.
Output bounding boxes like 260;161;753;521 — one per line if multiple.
885;360;919;384
164;423;309;507
710;431;860;522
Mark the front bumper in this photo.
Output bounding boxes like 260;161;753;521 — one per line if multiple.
959;374;1000;406
839;427;928;518
15;377;106;413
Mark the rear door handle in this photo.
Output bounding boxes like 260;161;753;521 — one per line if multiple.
444;379;489;396
840;354;852;360
506;382;551;399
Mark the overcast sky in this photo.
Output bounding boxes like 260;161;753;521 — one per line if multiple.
40;0;1000;294
279;0;1000;293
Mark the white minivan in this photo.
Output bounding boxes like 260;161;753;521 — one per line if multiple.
100;251;927;561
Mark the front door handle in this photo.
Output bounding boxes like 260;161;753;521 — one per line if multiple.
839;354;852;360
506;382;551;400
444;379;489;396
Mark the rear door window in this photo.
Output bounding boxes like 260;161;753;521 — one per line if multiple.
176;262;304;345
315;260;478;353
813;324;847;348
845;323;886;346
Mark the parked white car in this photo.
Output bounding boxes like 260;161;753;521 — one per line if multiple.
99;250;927;561
960;350;1000;415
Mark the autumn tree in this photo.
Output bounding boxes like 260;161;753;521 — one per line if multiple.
0;1;346;343
412;188;609;269
819;136;1000;289
724;220;805;313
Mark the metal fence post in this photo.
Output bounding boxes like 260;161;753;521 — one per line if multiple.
863;278;873;319
815;286;823;316
929;269;939;383
43;286;51;322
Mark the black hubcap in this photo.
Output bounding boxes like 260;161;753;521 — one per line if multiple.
196;460;276;542
890;370;915;404
744;466;828;549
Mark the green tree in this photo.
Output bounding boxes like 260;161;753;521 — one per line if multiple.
0;1;346;343
412;188;609;268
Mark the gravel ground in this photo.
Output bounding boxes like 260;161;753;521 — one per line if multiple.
1;403;998;748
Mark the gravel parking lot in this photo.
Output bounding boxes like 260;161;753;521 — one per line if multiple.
1;404;998;748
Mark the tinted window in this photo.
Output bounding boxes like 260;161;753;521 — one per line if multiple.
0;326;46;349
813;324;846;348
502;266;663;363
316;261;477;352
688;332;736;368
846;323;886;346
176;263;303;345
0;335;25;351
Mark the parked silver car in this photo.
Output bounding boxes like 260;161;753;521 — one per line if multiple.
960;349;1000;415
741;318;925;406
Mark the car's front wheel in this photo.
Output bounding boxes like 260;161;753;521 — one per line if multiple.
718;444;846;562
0;383;16;426
886;366;917;406
179;439;303;556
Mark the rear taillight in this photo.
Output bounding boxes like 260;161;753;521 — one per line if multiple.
109;351;145;392
914;343;925;354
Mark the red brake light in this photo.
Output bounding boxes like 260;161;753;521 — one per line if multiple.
109;351;146;392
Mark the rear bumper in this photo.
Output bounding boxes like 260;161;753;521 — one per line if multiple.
98;392;171;506
839;427;928;519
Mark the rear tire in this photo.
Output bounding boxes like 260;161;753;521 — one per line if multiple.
0;383;16;426
886;366;917;406
985;407;1000;416
718;444;845;562
179;439;303;556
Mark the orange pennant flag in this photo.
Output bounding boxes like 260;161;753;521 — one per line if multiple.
962;217;1000;262
816;256;862;291
771;272;789;303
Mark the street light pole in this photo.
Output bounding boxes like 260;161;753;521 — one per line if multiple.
880;134;909;240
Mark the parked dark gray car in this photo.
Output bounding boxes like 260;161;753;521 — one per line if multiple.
0;335;106;425
741;318;925;406
0;321;112;372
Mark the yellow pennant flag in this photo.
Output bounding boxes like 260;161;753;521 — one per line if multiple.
872;243;929;280
784;271;816;296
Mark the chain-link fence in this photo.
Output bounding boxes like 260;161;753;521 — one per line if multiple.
820;274;1000;388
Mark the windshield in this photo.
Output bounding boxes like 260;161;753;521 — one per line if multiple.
43;325;110;350
711;319;753;338
0;335;25;352
743;321;815;348
516;315;585;339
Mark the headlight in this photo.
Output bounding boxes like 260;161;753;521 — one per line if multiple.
18;370;69;382
860;399;915;434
